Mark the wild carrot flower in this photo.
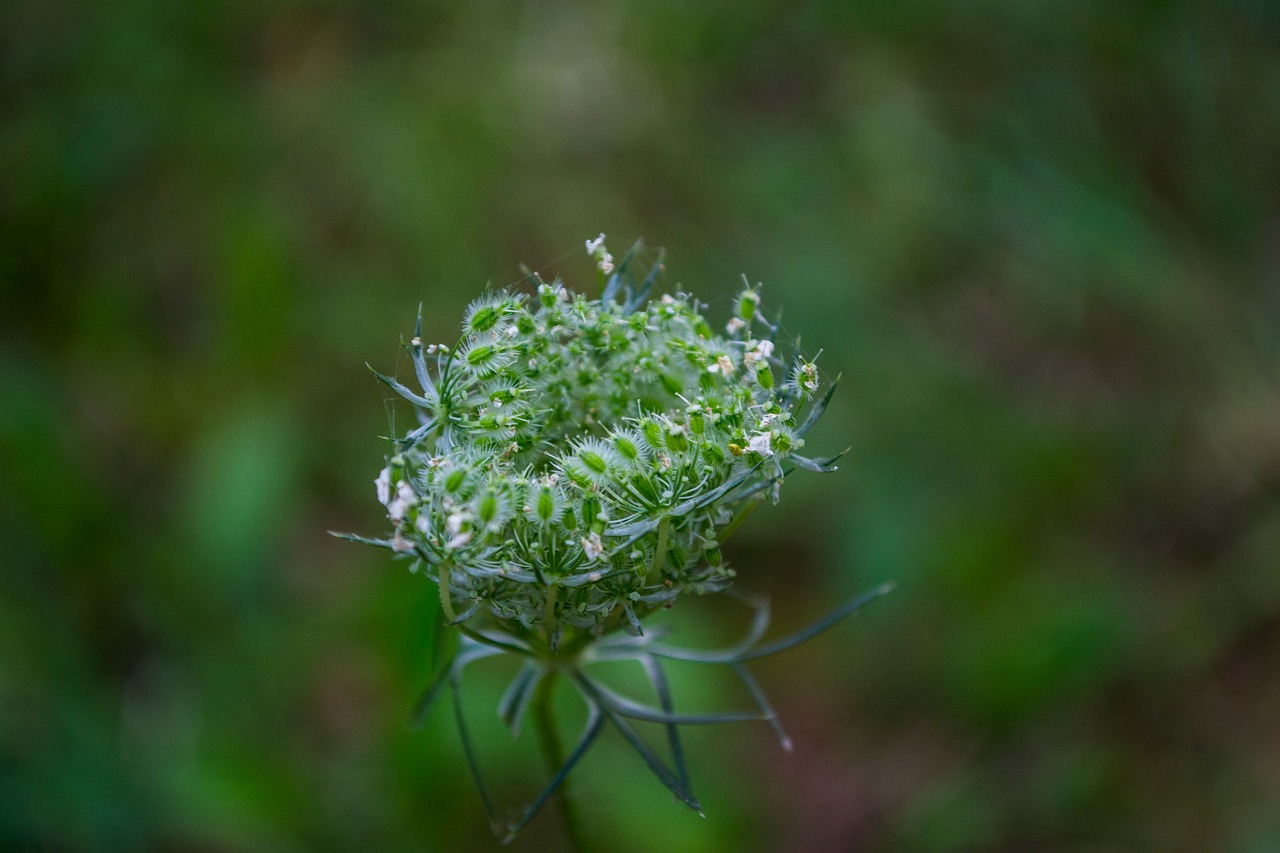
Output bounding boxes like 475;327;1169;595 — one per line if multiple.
337;239;889;844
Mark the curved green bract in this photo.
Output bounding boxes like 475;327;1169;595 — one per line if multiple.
410;583;893;840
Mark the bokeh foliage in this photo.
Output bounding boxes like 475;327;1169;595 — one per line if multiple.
4;1;1280;850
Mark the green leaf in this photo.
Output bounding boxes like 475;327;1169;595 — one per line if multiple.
666;459;765;519
451;672;499;826
649;591;771;663
411;643;503;728
497;660;545;737
789;449;847;473
405;304;437;399
326;530;396;550
640;655;693;797
602;240;643;305
572;673;702;813
731;662;791;751
409;655;454;729
395;418;438;453
457;625;535;657
584;677;766;726
627;247;664;313
738;582;895;661
368;364;435;410
501;704;605;843
796;375;840;437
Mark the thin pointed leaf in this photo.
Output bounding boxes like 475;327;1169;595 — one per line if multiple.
445;602;479;625
497;661;545;737
764;304;782;336
611;525;656;554
640;655;692;797
667;460;765;519
730;662;791;751
789;449;846;473
407;337;437;400
723;474;781;503
413;642;504;728
725;589;772;653
458;625;534;657
409;653;456;728
502;702;605;843
649;590;771;663
558;564;636;588
737;582;895;661
796;375;839;437
624;247;664;313
369;365;435;409
645;645;749;664
327;531;395;550
603;516;659;538
572;674;700;812
451;676;498;825
601;271;622;305
620;239;644;272
587;678;766;726
622;602;644;636
585;626;675;660
396;418;438;452
602;242;641;305
517;262;540;290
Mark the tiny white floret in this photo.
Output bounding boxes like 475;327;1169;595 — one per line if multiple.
744;339;775;369
748;432;774;457
446;512;466;536
582;532;605;562
800;362;819;392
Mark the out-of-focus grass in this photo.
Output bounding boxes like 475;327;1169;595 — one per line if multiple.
3;1;1280;849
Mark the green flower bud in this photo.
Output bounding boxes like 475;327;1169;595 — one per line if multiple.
757;364;774;389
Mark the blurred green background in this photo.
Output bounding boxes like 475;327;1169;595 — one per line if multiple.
5;1;1280;850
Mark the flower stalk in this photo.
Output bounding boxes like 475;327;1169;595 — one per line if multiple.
532;672;588;853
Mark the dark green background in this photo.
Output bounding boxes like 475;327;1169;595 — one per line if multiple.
5;1;1280;850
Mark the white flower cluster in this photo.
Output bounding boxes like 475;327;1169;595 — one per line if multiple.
367;244;833;641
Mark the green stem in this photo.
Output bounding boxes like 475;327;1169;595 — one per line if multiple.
545;584;559;641
718;500;759;544
648;516;671;584
533;672;588;853
437;561;456;622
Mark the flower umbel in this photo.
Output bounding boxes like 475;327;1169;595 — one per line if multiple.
336;240;889;843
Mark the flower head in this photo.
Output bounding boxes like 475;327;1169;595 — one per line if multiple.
338;239;878;843
356;247;838;635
